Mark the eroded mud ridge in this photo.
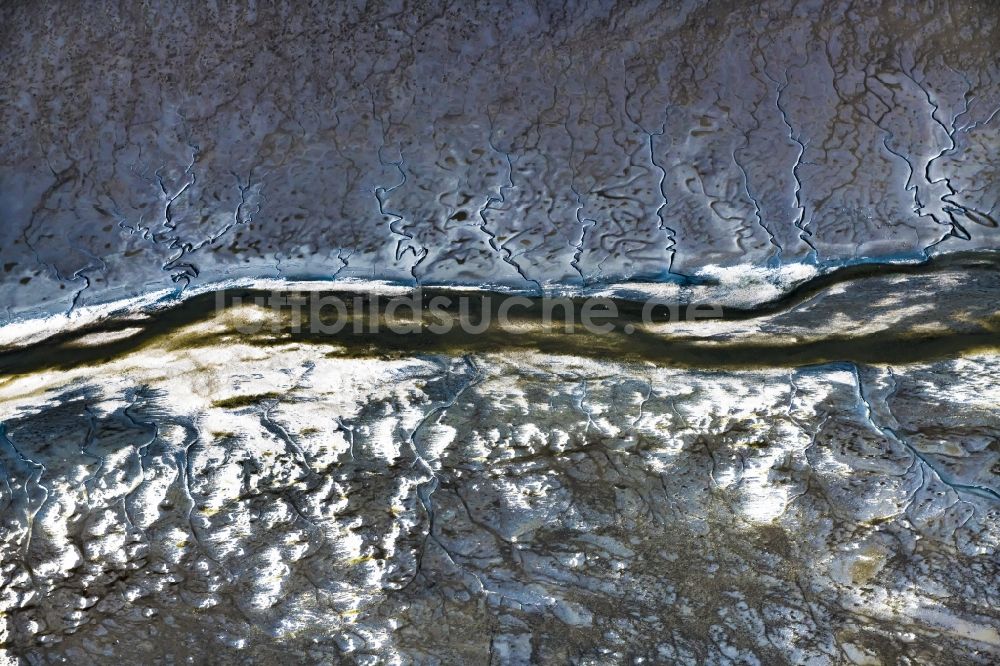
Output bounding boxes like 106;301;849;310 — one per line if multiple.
2;0;1000;319
0;269;999;664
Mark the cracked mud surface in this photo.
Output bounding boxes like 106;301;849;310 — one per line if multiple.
1;320;999;663
1;282;999;664
2;1;1000;664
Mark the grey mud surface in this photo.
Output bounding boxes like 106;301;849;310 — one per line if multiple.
1;1;999;665
2;0;1000;316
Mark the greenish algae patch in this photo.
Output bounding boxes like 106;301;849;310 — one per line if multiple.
212;392;284;409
